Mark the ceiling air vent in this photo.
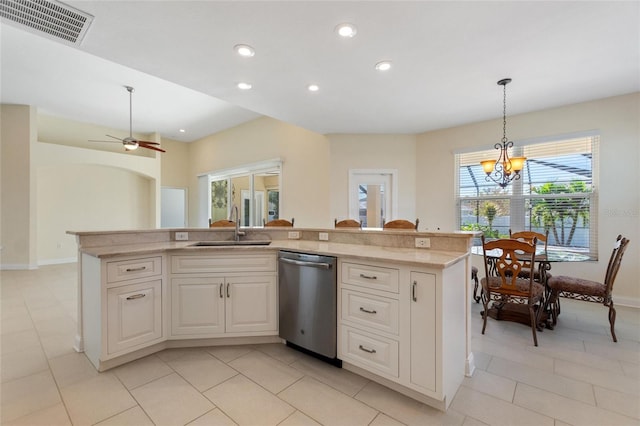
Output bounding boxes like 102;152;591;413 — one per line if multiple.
0;0;93;45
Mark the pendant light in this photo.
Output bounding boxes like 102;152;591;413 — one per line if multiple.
480;78;526;188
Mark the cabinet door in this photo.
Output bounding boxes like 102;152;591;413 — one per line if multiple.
107;280;162;354
410;271;437;392
225;275;277;333
171;277;225;336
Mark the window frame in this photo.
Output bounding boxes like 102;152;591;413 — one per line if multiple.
455;132;599;259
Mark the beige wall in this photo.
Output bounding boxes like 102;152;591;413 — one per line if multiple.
327;134;417;224
188;117;331;228
1;105;37;268
416;93;640;303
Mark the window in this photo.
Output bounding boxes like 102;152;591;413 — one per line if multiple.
199;159;281;227
456;133;598;259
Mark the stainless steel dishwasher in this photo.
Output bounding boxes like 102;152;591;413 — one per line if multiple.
278;250;339;364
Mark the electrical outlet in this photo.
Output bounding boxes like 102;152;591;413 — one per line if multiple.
415;237;431;248
175;232;189;241
288;231;300;239
319;232;329;241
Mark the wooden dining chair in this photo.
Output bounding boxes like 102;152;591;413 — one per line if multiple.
382;218;419;230
547;234;630;342
480;235;545;346
209;219;235;227
334;219;362;229
263;218;294;227
509;229;549;282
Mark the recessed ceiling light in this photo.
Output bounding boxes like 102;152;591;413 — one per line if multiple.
375;61;392;71
237;82;252;90
335;23;357;38
307;84;319;92
234;44;255;57
179;129;186;133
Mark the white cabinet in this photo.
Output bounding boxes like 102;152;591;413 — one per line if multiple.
170;252;277;338
338;258;466;411
107;279;162;354
81;253;166;371
171;277;225;335
409;271;437;392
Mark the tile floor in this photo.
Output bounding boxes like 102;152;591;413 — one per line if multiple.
1;263;639;425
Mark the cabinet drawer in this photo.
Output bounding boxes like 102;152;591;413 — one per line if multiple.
107;256;162;284
107;279;162;355
341;289;399;335
340;326;399;377
341;262;399;293
172;254;276;274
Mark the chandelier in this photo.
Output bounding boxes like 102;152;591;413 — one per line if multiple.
480;78;526;188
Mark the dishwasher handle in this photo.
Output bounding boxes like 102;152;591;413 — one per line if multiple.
279;257;332;269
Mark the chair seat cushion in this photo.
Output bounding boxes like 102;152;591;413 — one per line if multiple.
548;276;606;297
481;277;545;301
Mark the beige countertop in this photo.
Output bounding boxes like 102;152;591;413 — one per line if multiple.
80;239;468;269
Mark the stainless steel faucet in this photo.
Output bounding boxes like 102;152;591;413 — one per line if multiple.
230;205;245;242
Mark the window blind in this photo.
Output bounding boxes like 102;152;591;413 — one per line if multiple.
456;134;599;259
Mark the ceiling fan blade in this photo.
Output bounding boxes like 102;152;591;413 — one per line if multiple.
88;139;122;143
136;140;161;145
106;134;124;141
138;142;166;153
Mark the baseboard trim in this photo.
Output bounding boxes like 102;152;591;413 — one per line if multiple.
613;296;640;309
1;263;38;270
38;257;77;266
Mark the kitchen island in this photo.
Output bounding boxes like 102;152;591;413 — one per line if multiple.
69;227;477;411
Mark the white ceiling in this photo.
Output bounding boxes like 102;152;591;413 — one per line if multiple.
1;1;638;143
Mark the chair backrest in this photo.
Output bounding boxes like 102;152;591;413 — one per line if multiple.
481;236;537;295
509;229;549;254
604;235;630;296
263;218;294;227
383;218;419;230
334;219;362;229
210;219;235;228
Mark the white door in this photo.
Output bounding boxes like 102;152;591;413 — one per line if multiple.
107;280;162;354
349;170;396;228
171;277;225;336
409;271;437;392
161;187;187;228
225;275;277;333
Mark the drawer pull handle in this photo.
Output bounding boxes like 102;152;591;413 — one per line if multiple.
359;307;377;314
359;273;377;280
125;266;147;272
358;345;377;354
126;293;146;300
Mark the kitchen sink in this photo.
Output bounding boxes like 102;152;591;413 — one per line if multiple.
189;240;271;247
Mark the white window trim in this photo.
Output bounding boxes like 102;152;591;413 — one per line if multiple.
348;169;398;227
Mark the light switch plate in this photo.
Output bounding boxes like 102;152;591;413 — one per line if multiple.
175;232;189;241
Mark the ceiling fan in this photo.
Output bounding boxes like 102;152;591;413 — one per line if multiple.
89;86;166;153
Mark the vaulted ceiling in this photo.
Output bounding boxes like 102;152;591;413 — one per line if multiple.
1;1;638;142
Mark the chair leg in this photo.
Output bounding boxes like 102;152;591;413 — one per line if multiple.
472;271;481;303
549;291;559;325
608;302;618;343
481;298;489;335
529;305;539;346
